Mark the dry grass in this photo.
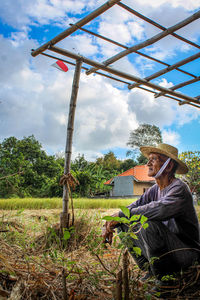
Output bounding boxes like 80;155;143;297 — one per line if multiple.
0;207;200;299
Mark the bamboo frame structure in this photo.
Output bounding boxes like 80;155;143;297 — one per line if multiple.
85;10;200;75
31;0;200;227
31;1;200;108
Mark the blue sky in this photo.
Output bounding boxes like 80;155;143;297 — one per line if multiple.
0;0;200;161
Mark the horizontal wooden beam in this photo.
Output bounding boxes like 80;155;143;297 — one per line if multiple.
129;51;200;89
118;2;200;50
72;24;196;79
41;52;131;84
86;9;200;75
31;0;121;57
47;46;200;105
154;76;200;98
40;52;200;108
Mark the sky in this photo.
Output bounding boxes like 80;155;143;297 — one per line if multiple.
0;0;200;161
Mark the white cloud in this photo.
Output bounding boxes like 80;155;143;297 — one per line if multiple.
0;33;139;160
162;129;181;146
124;0;200;10
127;89;177;127
156;78;174;88
59;34;98;57
0;0;102;29
0;0;200;160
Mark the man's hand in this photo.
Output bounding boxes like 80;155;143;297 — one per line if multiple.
102;213;119;245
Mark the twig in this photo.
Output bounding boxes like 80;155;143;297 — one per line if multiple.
94;253;116;277
0;171;24;180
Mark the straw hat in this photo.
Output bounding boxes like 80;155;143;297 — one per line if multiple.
140;143;188;174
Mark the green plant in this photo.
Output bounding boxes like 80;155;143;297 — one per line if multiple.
103;206;149;257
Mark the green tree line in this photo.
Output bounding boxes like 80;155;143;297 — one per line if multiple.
0;136;137;198
0;124;199;199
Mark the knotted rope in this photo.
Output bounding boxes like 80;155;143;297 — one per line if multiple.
59;173;79;226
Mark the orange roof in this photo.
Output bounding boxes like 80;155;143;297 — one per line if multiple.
104;165;154;185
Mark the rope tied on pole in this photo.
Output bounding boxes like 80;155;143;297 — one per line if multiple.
59;173;79;226
59;173;79;189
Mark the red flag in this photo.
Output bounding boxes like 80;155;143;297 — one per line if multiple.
52;60;68;72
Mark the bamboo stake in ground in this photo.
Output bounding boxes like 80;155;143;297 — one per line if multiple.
116;269;123;300
60;59;82;229
123;250;129;300
62;268;68;300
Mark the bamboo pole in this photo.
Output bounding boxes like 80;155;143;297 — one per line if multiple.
31;0;121;57
72;24;196;79
40;52;200;109
123;250;129;300
116;270;123;300
155;76;200;98
60;59;82;229
117;2;200;50
48;46;200;105
129;51;200;89
86;10;200;75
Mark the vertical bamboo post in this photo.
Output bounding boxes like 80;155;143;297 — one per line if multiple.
123;250;129;300
116;270;122;300
60;59;82;229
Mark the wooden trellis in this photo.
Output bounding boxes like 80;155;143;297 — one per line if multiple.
31;0;200;227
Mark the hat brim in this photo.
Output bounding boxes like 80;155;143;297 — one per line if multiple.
140;146;188;174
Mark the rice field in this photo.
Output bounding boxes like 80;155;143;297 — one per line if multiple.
0;197;136;210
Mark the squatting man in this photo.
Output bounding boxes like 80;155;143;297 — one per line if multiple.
102;143;200;281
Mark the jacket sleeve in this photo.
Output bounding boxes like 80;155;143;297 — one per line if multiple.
119;182;188;221
118;184;157;217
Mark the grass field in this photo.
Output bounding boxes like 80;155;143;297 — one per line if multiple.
0;197;136;210
0;205;200;299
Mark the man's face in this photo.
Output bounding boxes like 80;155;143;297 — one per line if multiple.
147;153;163;177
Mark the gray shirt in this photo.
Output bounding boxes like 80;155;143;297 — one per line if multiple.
119;178;200;247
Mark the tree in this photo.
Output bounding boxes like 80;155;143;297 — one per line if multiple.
0;136;63;198
119;159;137;172
71;154;89;171
96;151;121;171
127;124;163;162
179;151;200;194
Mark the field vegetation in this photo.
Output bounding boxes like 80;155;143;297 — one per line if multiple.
0;198;134;210
0;205;200;299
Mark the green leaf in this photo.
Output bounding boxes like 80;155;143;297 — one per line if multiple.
119;217;130;224
143;223;149;229
129;232;138;239
102;216;122;222
133;247;141;256
140;215;148;224
119;206;130;218
130;215;140;222
63;229;70;241
102;216;115;221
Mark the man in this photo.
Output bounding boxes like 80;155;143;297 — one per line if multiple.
102;143;200;281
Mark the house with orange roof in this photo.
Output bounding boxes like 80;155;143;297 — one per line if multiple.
104;165;155;197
